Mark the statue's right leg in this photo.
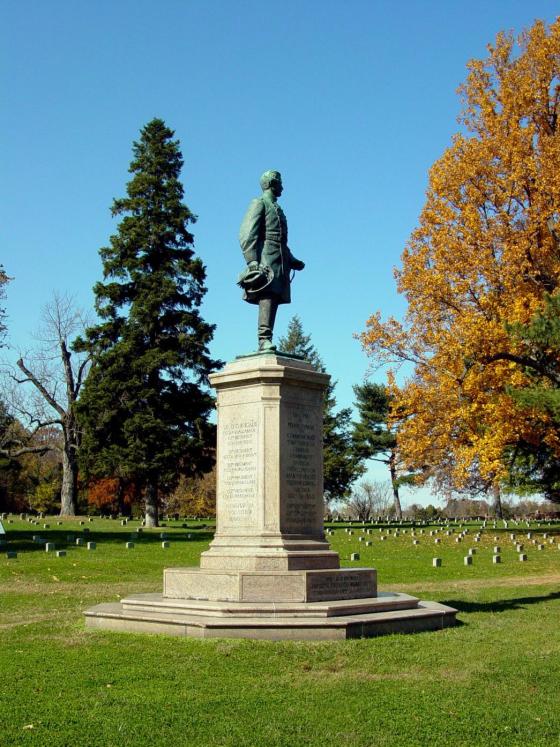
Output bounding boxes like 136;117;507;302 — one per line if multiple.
258;297;278;351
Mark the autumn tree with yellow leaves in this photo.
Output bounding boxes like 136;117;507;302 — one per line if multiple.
359;19;560;508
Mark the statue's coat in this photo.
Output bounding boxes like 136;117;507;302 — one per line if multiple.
239;194;298;305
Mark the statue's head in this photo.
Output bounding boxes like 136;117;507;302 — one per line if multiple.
260;170;283;197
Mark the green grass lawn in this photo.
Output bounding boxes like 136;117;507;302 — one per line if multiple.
1;516;560;746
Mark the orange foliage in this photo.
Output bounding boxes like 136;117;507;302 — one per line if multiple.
360;20;560;492
87;477;135;511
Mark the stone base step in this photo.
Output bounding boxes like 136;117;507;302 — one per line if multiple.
84;596;457;640
120;591;417;618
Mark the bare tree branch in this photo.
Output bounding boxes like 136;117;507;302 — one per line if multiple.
0;445;51;458
16;357;65;417
3;293;91;516
75;356;91;393
483;352;560;385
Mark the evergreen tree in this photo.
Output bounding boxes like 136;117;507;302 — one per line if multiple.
75;119;221;526
502;292;560;501
278;316;362;503
279;316;323;370
352;383;405;519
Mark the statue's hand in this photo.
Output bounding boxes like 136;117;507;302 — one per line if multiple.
248;261;259;270
292;259;305;271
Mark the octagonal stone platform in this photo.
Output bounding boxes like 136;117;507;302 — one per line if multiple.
84;592;456;640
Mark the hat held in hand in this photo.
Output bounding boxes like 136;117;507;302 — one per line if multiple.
237;263;274;297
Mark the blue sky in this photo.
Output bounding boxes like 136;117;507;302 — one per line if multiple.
2;1;558;504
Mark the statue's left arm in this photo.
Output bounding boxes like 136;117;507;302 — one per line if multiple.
239;198;265;267
287;248;305;271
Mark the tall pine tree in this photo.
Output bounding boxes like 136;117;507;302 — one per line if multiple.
76;119;221;526
352;382;404;519
278;316;362;504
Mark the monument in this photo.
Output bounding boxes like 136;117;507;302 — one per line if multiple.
84;171;456;639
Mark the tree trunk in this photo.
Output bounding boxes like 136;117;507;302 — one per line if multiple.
492;482;503;519
389;451;403;520
144;479;159;527
59;446;78;516
116;478;131;517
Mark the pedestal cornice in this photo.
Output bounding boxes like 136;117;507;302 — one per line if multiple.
209;352;330;391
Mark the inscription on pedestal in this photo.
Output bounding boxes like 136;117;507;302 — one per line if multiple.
219;412;259;528
307;570;376;601
282;401;322;533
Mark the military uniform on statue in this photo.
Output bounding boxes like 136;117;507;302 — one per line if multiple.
237;170;305;351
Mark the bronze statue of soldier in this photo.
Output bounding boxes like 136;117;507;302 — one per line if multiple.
238;170;305;351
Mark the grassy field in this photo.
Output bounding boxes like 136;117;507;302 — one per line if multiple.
1;516;560;746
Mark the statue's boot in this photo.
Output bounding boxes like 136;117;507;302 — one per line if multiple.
259;339;276;352
257;297;279;352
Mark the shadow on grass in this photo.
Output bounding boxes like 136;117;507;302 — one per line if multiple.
442;591;560;614
5;528;215;552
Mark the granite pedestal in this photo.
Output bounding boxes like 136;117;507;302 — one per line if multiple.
85;353;456;639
